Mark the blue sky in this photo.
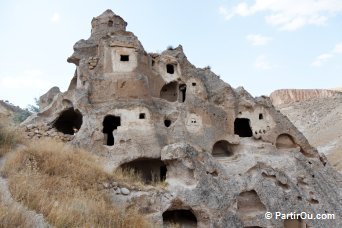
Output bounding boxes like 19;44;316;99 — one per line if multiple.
0;0;341;108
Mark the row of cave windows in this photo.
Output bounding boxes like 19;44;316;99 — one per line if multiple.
53;109;293;149
116;158;306;228
117;53;176;74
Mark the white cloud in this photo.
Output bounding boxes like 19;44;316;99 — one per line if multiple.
254;55;272;70
51;13;60;23
246;34;273;46
220;0;342;31
312;42;342;67
0;70;51;89
312;53;333;67
333;43;342;53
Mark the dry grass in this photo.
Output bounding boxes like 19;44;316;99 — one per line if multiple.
113;168;168;189
1;139;151;228
0;122;21;157
0;194;34;228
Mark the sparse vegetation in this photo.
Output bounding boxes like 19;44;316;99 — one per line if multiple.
114;167;168;189
12;108;31;123
0;194;34;228
0;122;21;157
1;139;152;227
204;65;211;70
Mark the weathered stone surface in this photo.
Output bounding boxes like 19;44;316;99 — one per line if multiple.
23;10;342;227
270;89;341;106
39;86;61;111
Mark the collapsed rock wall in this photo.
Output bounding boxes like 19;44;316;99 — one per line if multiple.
22;10;342;227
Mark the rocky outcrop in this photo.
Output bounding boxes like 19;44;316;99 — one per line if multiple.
21;10;342;227
0;100;22;117
274;94;342;172
39;86;61;111
270;89;341;106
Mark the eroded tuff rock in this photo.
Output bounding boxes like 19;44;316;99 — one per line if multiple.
270;89;341;106
22;10;341;227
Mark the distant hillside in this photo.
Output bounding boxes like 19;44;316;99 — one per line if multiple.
271;90;342;171
270;89;341;106
0;100;30;124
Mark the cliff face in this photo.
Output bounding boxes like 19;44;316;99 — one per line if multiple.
270;89;341;106
272;92;342;172
17;10;342;228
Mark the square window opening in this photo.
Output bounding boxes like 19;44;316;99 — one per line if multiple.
139;113;146;119
120;55;129;62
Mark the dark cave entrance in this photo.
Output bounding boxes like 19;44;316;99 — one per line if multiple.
163;210;197;228
166;64;174;74
164;119;171;127
53;108;83;135
120;158;167;184
179;84;187;103
234;118;252;137
102;115;121;146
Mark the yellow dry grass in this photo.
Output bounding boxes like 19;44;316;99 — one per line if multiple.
0;122;22;157
0;194;34;228
1;139;151;228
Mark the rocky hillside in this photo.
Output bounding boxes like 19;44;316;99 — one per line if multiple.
270;89;341;106
0;100;23;123
272;90;342;171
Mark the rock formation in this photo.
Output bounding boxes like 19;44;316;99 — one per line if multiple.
22;10;342;227
270;89;341;106
271;90;342;173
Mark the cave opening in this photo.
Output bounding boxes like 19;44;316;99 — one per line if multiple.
160;81;178;102
102;115;121;146
53;108;83;135
163;210;197;228
276;134;297;149
120;158;166;184
234;118;253;137
212;140;233;157
166;64;174;74
179;84;187;103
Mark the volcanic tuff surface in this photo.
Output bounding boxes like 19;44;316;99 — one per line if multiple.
22;10;342;227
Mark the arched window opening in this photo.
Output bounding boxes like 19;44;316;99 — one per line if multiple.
212;140;233;157
276;134;297;149
234;118;253;137
160;81;178;102
164;119;171;127
102;115;121;146
53;108;83;135
163;210;197;228
120;158;166;184
237;190;266;221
